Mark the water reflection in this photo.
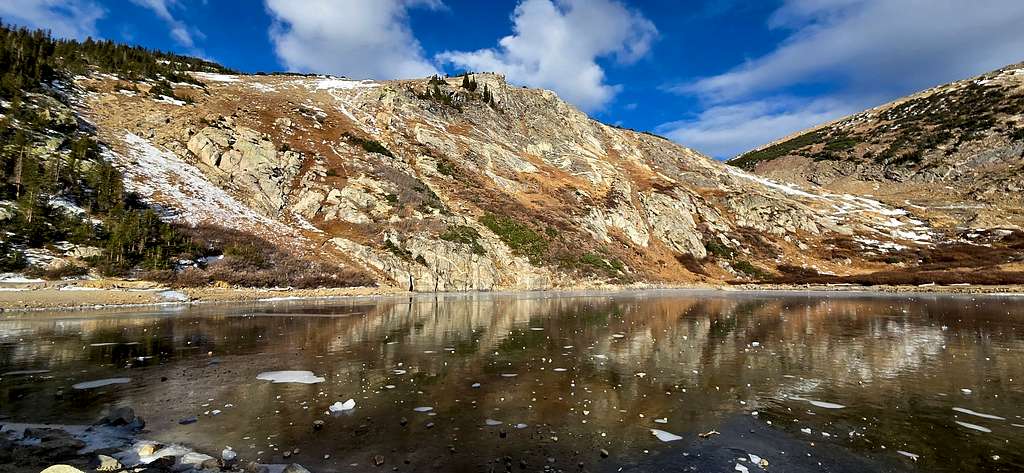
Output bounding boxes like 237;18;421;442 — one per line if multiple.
2;291;1023;472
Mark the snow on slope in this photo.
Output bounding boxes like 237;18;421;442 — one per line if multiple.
106;133;295;235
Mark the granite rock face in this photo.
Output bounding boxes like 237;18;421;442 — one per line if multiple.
78;71;941;289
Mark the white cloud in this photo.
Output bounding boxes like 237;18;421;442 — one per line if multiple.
677;0;1024;102
0;0;104;39
129;0;197;48
662;0;1024;158
436;0;657;112
265;0;441;80
657;96;864;158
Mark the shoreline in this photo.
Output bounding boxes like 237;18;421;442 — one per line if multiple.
2;280;1024;313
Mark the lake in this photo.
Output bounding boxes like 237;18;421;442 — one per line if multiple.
2;290;1023;472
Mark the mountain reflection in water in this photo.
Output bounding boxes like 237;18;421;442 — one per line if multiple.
2;290;1023;472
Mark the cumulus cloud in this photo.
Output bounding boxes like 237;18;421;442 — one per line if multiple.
0;0;104;39
129;0;198;48
661;0;1024;158
436;0;657;112
265;0;441;80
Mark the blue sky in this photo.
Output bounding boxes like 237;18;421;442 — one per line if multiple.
4;0;1024;158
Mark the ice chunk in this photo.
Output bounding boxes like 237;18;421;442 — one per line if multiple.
897;451;919;461
553;368;568;372
734;464;749;473
72;378;131;389
650;429;682;442
1;369;50;376
256;371;325;384
413;407;433;412
500;373;518;377
808;400;846;409
953;407;1005;420
955;421;992;433
329;399;356;412
654;418;668;424
485;419;503;426
221;447;237;461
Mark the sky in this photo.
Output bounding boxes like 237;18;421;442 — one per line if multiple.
3;0;1024;159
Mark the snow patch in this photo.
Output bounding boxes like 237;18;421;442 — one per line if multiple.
312;78;378;90
193;72;240;83
111;134;290;236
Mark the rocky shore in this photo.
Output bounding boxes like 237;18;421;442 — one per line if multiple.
2;279;1022;313
1;408;313;473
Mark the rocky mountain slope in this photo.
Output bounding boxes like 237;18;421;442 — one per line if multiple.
729;62;1024;229
4;27;1021;291
70;69;966;290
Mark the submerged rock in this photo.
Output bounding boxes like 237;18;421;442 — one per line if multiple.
283;463;311;473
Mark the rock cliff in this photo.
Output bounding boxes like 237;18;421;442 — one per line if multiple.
76;71;948;289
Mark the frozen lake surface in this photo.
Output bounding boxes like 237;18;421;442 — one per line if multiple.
2;290;1023;472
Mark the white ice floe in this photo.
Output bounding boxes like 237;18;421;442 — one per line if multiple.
72;378;131;389
807;400;846;409
897;451;920;461
650;429;682;442
953;407;1005;421
413;407;433;412
1;370;50;376
500;373;518;377
329;399;355;412
255;371;325;384
734;464;749;473
955;421;992;433
484;419;503;426
553;368;568;372
654;418;668;424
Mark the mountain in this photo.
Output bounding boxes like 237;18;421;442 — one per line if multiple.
3;24;1022;289
729;62;1024;229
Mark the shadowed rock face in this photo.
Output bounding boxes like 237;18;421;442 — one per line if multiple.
78;72;953;290
730;61;1024;230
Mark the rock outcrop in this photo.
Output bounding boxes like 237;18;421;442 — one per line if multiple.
77;71;948;289
729;61;1024;229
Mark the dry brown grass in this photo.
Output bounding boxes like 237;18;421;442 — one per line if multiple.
142;225;375;288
